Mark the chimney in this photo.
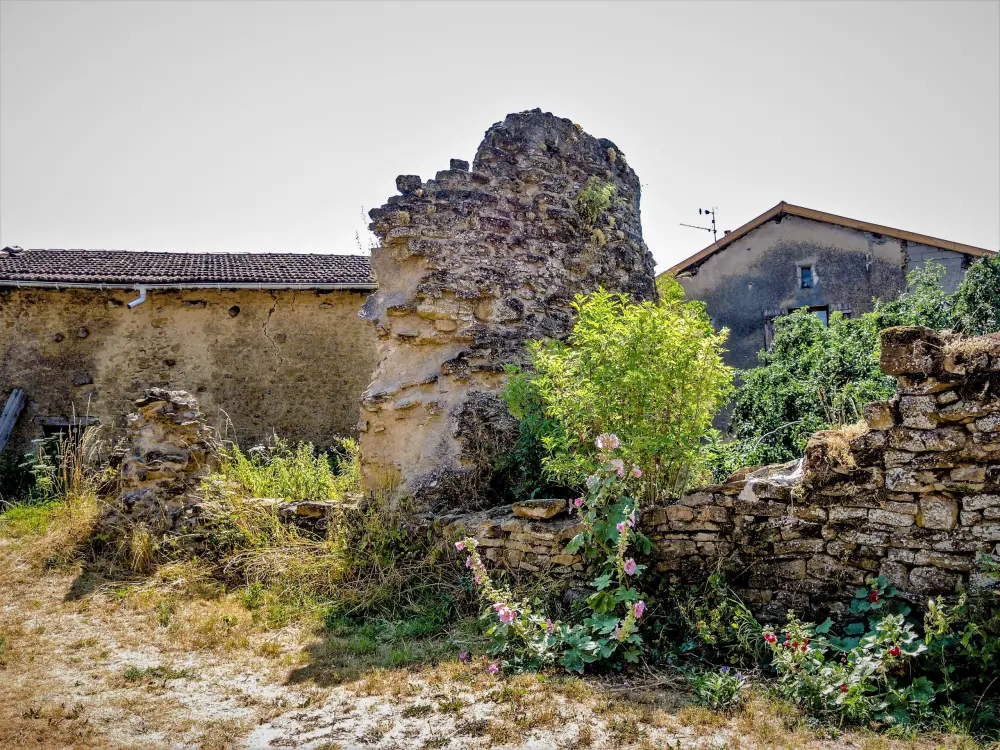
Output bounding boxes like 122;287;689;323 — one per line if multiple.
1;246;25;258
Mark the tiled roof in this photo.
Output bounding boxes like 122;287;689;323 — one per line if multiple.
0;249;375;288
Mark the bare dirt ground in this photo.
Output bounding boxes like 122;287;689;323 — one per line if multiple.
0;541;987;750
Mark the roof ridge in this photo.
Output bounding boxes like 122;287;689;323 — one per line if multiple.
663;202;996;276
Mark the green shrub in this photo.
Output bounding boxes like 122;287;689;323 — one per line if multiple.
506;279;733;498
689;667;748;711
716;257;1000;477
213;436;357;502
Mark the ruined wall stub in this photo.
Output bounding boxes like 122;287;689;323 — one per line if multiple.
361;109;657;512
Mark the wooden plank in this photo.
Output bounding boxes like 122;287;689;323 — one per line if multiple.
0;388;27;454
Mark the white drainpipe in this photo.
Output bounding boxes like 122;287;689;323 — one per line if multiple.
127;285;148;309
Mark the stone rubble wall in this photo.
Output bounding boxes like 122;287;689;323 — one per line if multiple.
360;109;657;513
648;326;1000;619
446;327;999;619
103;388;217;535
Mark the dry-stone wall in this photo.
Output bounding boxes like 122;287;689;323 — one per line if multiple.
449;327;1000;619
104;388;216;535
360;109;657;512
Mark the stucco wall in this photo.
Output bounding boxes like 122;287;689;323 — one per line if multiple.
0;287;377;452
676;215;972;372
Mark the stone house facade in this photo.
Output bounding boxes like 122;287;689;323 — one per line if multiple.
666;202;995;372
0;248;378;453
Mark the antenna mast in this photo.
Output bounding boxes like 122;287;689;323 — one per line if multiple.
680;207;718;243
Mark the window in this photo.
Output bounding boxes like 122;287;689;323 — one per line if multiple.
789;305;829;326
800;266;814;289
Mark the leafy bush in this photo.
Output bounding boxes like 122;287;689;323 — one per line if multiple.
952;251;1000;336
716;257;1000;476
689;667;748;711
505;280;733;499
213;436;358;503
458;435;650;673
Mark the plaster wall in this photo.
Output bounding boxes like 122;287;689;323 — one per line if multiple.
676;215;971;372
0;287;377;452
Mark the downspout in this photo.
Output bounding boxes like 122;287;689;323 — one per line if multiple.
127;285;148;309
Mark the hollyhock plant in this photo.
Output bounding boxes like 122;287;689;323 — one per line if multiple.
623;559;637;576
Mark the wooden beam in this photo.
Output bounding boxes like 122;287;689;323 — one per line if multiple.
0;388;27;454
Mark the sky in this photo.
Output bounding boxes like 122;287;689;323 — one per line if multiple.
1;0;998;273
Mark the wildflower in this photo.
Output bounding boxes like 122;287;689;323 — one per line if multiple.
616;521;627;534
492;603;504;611
596;433;620;451
573;497;584;508
868;591;879;603
497;606;517;624
623;558;637;576
719;666;731;674
764;633;777;644
633;600;646;619
546;619;555;635
488;663;500;675
840;684;848;693
632;465;642;479
465;556;474;568
455;541;466;551
609;458;625;477
613;625;622;640
889;645;901;657
799;644;807;652
474;572;485;585
459;652;469;662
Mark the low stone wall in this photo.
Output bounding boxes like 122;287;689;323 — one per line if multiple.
447;327;1000;619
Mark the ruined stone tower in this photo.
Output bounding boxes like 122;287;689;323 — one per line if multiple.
360;109;657;512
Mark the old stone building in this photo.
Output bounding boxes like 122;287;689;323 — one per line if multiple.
666;202;996;372
0;248;377;452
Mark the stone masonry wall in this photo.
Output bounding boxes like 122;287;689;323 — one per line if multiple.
360;109;657;512
647;326;1000;619
0;287;376;454
448;327;1000;619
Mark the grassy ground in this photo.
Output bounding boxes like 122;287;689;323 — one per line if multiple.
0;503;991;750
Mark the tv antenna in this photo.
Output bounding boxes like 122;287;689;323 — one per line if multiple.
680;207;718;243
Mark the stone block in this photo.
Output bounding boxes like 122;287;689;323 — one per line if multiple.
864;400;897;430
963;494;1000;511
869;509;916;528
908;566;961;595
828;506;869;523
512;498;565;520
898;396;939;429
888;427;967;453
917;496;958;530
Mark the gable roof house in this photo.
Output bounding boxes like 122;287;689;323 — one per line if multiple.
664;202;995;372
0;248;378;453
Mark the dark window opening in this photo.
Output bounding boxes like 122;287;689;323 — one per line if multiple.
800;266;814;289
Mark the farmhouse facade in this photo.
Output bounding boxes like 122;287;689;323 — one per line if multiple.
0;248;378;453
666;202;995;371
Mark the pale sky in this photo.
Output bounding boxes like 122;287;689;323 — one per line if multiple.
1;0;998;272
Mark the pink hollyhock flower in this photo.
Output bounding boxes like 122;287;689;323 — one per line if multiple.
498;607;517;624
623;558;637;576
546;619;555;634
633;600;646;619
573;497;584;508
474;572;485;585
613;625;622;639
616;521;627;534
459;651;469;662
488;663;500;675
455;541;466;551
492;603;504;611
631;465;642;478
609;458;624;477
465;556;474;568
764;633;777;644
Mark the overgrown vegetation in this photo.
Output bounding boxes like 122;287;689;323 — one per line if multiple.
504;278;733;501
713;256;1000;477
